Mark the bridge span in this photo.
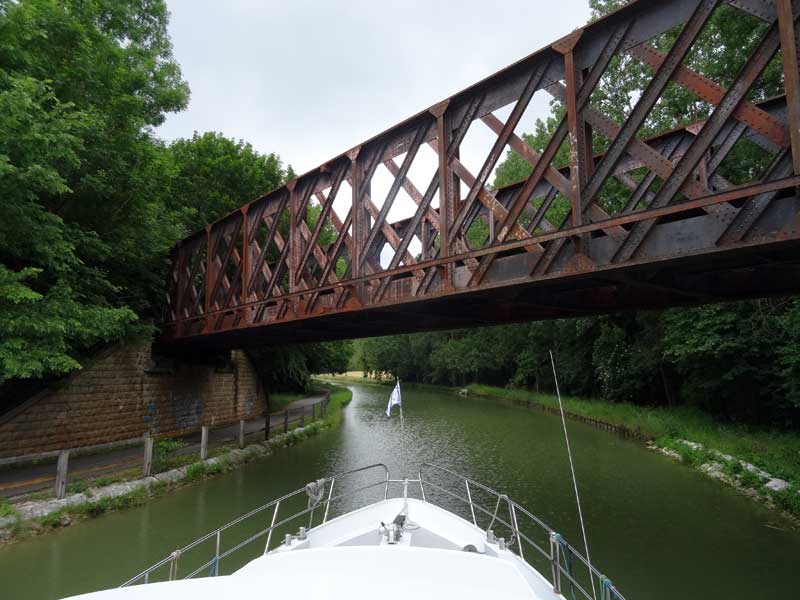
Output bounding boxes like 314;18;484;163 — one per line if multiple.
161;0;800;348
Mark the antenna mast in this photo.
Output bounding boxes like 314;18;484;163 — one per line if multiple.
550;350;597;600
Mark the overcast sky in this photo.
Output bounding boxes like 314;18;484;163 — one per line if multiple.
158;0;591;177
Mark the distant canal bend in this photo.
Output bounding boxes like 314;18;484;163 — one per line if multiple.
2;383;798;599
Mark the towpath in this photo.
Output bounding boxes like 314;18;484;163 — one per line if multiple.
0;394;325;499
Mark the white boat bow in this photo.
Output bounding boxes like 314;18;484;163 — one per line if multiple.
64;464;625;600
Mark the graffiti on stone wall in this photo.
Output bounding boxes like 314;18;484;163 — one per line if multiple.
173;393;203;430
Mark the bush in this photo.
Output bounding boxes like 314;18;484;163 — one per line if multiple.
0;499;18;519
738;468;766;489
771;487;800;514
39;510;66;528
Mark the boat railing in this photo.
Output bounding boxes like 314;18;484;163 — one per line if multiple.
119;463;391;587
121;462;625;600
417;462;625;600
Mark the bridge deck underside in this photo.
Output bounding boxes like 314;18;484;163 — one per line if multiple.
161;0;800;348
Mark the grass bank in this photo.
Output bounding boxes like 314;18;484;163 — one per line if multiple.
1;386;352;544
465;384;800;483
466;384;800;518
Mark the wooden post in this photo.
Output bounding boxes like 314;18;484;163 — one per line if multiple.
238;419;245;449
265;413;271;441
300;407;305;428
200;426;209;460
312;403;317;421
143;433;154;477
284;410;289;433
322;398;327;418
55;450;69;499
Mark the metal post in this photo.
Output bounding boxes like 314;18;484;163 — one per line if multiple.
418;471;426;502
465;479;477;526
238;419;245;449
264;500;280;554
288;180;300;293
323;477;336;523
777;0;800;174
240;206;250;322
200;426;209;460
214;531;221;576
550;532;561;593
204;225;214;316
510;503;524;560
168;551;180;581
143;433;154;477
349;148;363;280
284;409;289;433
432;101;453;289
54;450;69;499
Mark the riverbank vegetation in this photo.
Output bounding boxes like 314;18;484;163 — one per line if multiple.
0;0;347;402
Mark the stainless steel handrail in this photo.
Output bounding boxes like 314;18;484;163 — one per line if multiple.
418;462;625;600
120;463;389;587
120;461;625;600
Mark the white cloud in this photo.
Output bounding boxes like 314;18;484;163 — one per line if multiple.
159;0;591;178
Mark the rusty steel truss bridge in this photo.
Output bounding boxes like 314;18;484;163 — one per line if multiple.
162;0;800;348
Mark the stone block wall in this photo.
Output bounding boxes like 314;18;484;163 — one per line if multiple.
0;342;267;459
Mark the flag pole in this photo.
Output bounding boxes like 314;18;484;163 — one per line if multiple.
399;377;405;480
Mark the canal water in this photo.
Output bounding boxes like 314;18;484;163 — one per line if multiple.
1;383;798;599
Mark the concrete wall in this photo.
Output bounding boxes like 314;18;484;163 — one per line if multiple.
0;342;266;459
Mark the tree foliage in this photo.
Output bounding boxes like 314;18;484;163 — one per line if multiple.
0;0;189;384
0;0;319;393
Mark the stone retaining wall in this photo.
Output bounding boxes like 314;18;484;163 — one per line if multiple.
0;342;267;459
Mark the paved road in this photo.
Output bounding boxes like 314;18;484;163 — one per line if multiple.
0;395;325;499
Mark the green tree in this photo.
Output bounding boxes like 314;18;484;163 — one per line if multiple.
0;0;189;386
168;132;285;232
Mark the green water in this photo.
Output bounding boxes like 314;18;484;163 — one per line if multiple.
1;384;798;599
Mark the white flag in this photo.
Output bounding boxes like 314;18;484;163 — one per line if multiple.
385;380;402;417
